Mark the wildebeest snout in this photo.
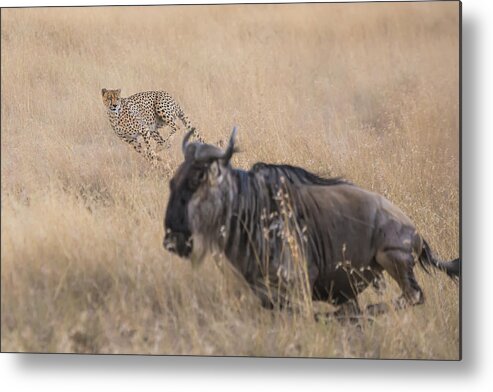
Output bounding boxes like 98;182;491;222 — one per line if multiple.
163;230;192;257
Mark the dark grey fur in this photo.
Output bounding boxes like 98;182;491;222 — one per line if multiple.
164;129;460;313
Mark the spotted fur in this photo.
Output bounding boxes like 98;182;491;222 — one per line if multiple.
101;88;203;162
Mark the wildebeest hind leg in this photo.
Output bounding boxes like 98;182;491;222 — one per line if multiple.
365;271;391;316
376;248;424;308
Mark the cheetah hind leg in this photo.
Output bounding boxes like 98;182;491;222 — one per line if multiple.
151;129;170;152
160;120;179;149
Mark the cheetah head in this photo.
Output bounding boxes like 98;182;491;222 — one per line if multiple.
101;88;121;113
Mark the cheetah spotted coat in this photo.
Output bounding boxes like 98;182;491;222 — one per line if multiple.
101;89;203;162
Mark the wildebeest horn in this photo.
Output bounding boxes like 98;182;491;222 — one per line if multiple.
182;129;195;156
223;127;237;163
191;127;238;163
194;145;226;161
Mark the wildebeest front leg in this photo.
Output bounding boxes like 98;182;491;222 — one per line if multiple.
333;300;362;325
314;300;362;325
251;282;275;310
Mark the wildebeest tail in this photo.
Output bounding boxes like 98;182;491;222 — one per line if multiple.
418;240;460;281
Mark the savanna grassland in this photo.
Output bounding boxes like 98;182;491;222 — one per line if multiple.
1;3;459;358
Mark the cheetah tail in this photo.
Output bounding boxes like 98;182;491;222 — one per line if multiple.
178;109;193;131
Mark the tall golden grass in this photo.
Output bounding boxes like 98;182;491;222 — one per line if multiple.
1;3;459;358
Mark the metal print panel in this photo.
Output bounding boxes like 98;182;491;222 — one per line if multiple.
0;1;460;359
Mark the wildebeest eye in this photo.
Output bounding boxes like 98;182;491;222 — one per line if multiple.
188;168;207;189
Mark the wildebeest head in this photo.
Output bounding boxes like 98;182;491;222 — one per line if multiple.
163;128;238;267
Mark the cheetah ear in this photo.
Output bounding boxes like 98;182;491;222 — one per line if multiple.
116;89;121;96
101;88;107;96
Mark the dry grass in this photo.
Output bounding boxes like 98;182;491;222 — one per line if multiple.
1;3;459;358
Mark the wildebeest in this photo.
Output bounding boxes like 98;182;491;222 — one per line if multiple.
163;128;459;316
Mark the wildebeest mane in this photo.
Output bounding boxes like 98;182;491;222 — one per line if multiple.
223;163;345;289
251;162;350;187
226;163;348;258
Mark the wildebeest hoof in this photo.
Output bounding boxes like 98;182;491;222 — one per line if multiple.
314;311;366;326
365;302;391;317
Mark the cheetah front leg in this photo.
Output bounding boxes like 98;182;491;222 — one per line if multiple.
120;134;144;155
120;134;160;164
131;118;162;163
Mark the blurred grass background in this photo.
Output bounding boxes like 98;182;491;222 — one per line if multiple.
1;2;459;358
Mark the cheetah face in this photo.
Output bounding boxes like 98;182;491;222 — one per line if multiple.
101;88;121;113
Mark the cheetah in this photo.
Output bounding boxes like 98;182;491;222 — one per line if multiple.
101;88;203;162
